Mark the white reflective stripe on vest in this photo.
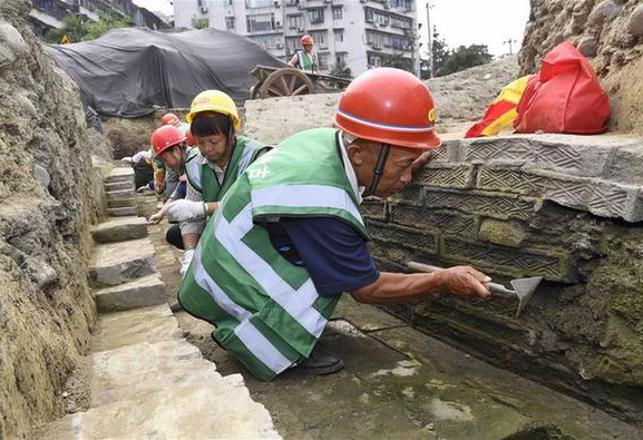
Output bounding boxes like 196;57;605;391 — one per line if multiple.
237;142;260;175
193;246;291;374
251;184;364;227
214;204;328;338
185;156;202;192
193;247;251;322
234;320;293;374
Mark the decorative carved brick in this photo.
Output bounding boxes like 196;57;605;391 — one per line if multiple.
390;205;477;239
361;197;388;221
414;164;476;189
587;182;637;219
387;184;423;206
463;137;534;163
441;237;573;281
423;188;538;221
367;222;439;255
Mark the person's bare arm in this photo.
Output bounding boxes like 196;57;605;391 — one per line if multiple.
351;266;490;305
287;53;299;67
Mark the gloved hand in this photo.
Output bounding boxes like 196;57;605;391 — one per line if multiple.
147;209;165;225
121;156;133;163
180;249;195;277
164;199;206;222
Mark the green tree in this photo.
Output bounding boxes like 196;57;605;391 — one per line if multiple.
380;50;413;73
437;44;493;77
329;58;352;79
420;28;449;79
46;11;133;44
191;17;210;29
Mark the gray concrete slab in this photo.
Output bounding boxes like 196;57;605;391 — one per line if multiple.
107;206;138;217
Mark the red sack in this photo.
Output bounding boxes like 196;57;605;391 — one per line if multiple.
513;42;610;134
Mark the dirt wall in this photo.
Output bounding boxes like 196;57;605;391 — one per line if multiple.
0;0;108;438
519;0;643;134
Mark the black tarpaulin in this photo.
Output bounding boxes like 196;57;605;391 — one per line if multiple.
46;27;284;117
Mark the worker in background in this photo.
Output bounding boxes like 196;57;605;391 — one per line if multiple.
159;90;270;275
147;126;190;251
176;68;492;381
288;34;319;73
154;112;191;204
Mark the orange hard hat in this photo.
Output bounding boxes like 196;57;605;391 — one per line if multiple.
160;112;180;126
335;68;441;149
151;125;185;157
300;34;313;46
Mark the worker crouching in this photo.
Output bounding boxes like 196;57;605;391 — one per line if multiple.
178;69;491;381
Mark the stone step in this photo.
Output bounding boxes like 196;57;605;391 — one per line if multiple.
107;197;137;209
104;180;133;192
93;304;181;352
106;189;136;201
105;167;134;184
107;206;138;217
90;339;213;406
94;273;165;312
89;238;156;287
91;216;148;243
40;377;279;440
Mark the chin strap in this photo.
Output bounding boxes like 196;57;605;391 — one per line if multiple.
365;143;390;197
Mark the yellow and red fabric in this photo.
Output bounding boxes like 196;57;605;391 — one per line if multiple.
465;75;531;138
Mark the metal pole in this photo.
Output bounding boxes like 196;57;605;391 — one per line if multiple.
426;1;433;77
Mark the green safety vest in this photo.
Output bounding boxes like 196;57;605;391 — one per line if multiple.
297;50;317;73
178;128;368;381
184;136;269;202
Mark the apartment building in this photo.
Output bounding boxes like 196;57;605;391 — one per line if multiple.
29;0;168;39
173;0;419;76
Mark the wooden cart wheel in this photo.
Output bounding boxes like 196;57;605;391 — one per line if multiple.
258;68;315;99
249;83;260;100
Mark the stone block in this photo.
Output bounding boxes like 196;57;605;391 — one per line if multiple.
428;141;450;163
106;189;136;201
599;142;643;185
94;274;166;312
367;221;439;255
587;181;640;220
387;184;423;206
360;197;388;221
368;235;437;267
105;167;134;184
107;197;137;209
108;206;138;217
478;219;528;248
90;238;156;287
463;135;627;177
423;188;538;221
414;164;476;189
389;205;478;240
441;236;573;282
92;216;148;243
105;181;133;192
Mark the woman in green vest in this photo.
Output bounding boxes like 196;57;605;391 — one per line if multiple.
162;90;269;275
178;69;492;381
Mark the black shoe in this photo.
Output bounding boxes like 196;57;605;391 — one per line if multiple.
297;349;344;375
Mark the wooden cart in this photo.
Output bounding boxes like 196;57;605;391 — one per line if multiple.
249;65;352;99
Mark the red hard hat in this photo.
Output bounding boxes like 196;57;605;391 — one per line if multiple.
160;112;180;126
335;68;441;149
301;34;313;46
151;125;185;157
185;129;197;147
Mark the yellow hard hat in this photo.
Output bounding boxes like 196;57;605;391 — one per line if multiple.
186;90;241;131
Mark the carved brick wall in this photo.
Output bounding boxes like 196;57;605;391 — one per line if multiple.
364;134;643;422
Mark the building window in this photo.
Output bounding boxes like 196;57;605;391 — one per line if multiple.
286;37;300;54
335;54;346;65
246;13;275;32
245;0;273;8
225;16;235;30
285;0;299;6
318;53;329;70
365;7;389;26
310;30;327;49
390;16;412;29
309;8;324;24
390;0;413;10
368;54;382;67
334;29;343;42
287;14;303;29
332;6;342;20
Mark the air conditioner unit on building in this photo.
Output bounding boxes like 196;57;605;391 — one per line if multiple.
274;0;281;7
384;3;390;10
297;27;305;32
323;0;330;3
277;43;284;49
275;20;282;27
359;0;367;4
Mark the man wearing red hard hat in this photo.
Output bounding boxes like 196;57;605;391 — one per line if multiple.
288;34;319;73
177;68;491;381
